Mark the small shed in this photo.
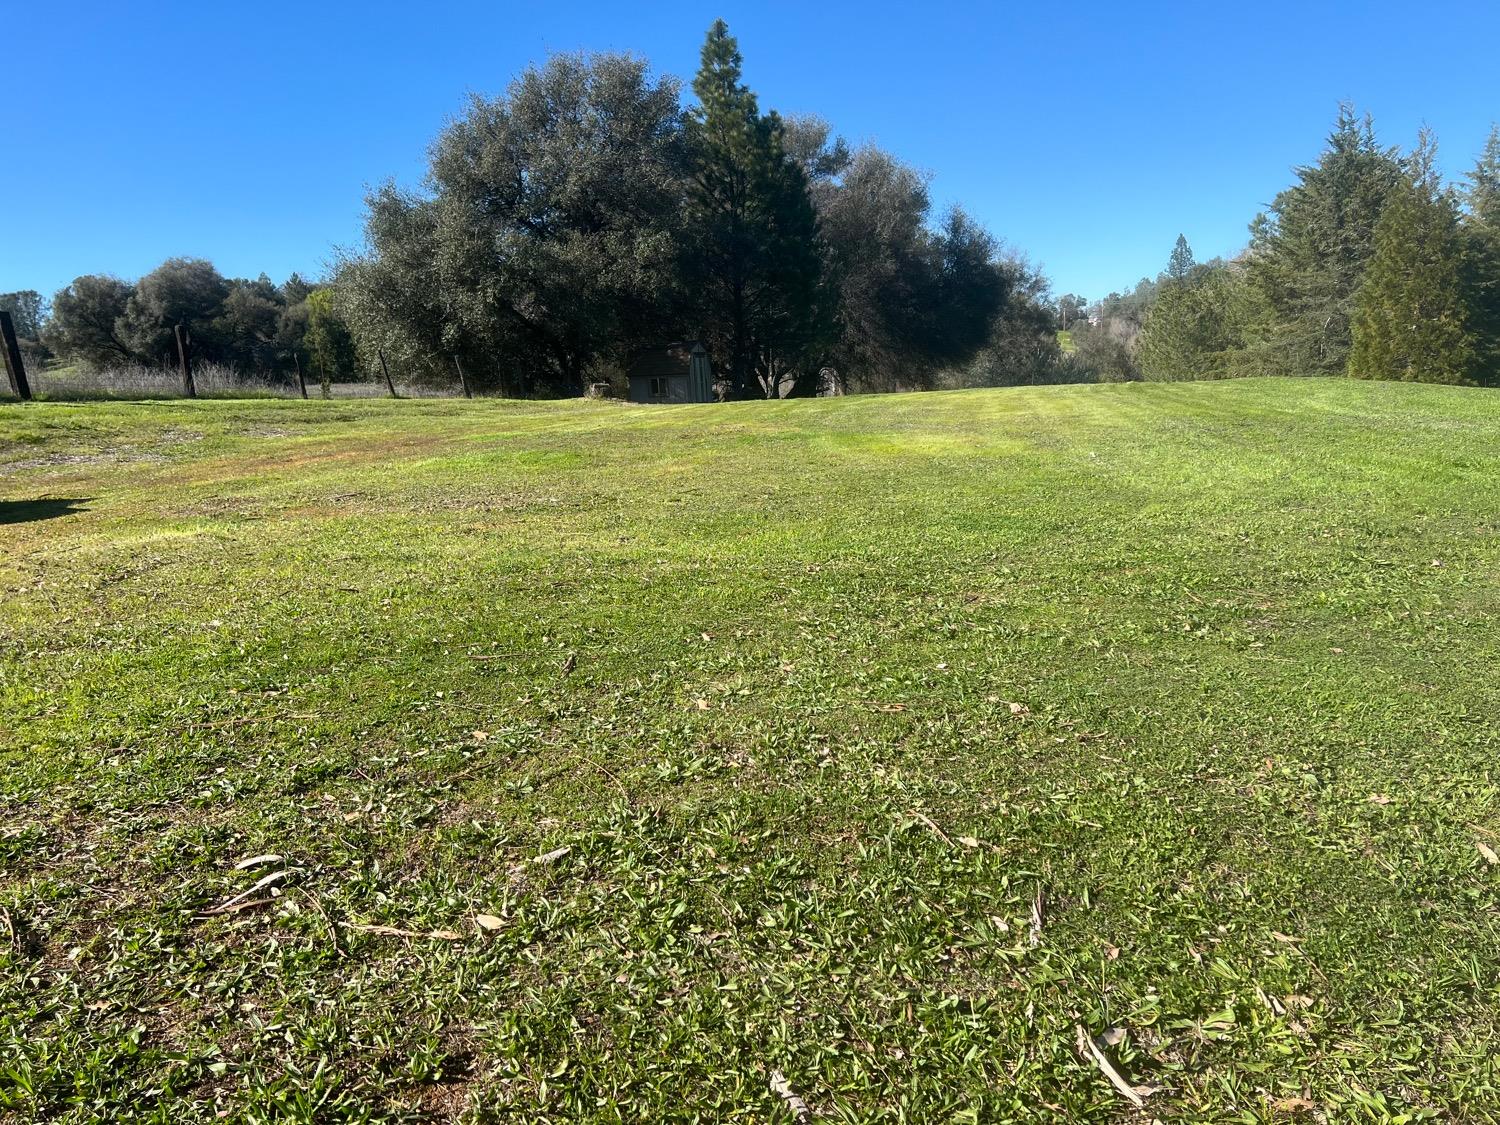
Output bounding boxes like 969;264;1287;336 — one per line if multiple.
626;341;715;404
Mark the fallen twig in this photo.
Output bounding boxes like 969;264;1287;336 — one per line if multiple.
191;714;317;731
345;922;463;941
907;811;954;848
769;1070;811;1122
200;870;289;916
293;889;344;956
200;897;277;917
1074;1024;1150;1108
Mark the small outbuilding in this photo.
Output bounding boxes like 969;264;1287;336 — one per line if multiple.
626;341;715;404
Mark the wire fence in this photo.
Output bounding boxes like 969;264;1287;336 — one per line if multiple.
10;363;469;401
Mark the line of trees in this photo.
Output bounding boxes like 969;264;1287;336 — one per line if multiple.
335;21;1011;398
17;262;358;388
22;21;1034;400
21;68;1498;397
1119;109;1500;386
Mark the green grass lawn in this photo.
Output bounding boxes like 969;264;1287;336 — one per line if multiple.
2;379;1498;1122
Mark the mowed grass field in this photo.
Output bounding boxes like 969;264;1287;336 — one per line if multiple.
2;379;1498;1123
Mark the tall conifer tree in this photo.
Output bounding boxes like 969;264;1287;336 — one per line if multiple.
1166;235;1195;283
1244;106;1405;375
1461;126;1500;383
1464;126;1500;225
685;20;828;397
1349;132;1475;384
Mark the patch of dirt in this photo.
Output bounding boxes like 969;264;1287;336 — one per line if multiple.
0;451;164;473
157;428;206;445
1;432;203;475
175;496;267;519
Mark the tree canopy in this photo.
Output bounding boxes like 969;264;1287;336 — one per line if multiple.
339;52;689;396
1349;134;1476;384
333;21;1009;398
1166;235;1195;284
1241;107;1407;377
24;53;1500;396
43;261;352;383
1099;109;1500;388
0;291;45;340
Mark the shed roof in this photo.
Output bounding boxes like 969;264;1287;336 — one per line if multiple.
627;341;707;380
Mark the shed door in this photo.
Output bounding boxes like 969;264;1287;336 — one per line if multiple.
689;351;712;401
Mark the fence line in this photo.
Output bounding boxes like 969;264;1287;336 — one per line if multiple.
4;363;474;402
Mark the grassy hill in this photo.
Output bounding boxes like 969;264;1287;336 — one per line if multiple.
3;379;1498;1121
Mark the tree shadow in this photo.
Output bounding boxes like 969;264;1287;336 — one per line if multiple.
0;498;92;525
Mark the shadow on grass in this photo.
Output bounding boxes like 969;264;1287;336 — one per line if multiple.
0;498;92;525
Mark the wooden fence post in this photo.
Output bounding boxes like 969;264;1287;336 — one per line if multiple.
0;311;32;401
293;353;308;399
175;324;196;398
377;348;397;398
452;355;472;399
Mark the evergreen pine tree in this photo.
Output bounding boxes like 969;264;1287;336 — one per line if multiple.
1166;235;1195;283
1349;133;1476;384
1464;125;1500;225
1460;126;1500;384
1244;105;1405;376
685;20;828;398
1137;266;1246;379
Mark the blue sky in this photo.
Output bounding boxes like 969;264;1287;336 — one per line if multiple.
5;0;1498;304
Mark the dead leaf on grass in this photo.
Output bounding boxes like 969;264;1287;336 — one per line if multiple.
1272;1096;1319;1113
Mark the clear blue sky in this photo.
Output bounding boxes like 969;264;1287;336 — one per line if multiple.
5;0;1498;304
